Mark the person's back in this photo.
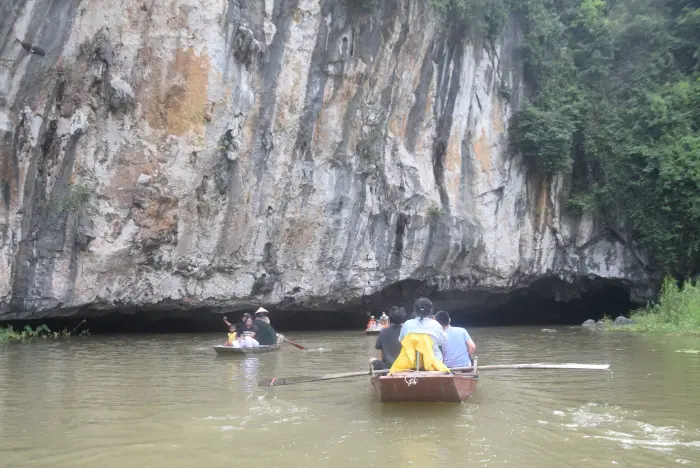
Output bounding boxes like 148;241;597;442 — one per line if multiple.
254;318;277;346
398;298;446;361
374;307;406;368
435;310;475;368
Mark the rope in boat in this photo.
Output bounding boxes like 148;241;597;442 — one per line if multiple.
404;376;418;387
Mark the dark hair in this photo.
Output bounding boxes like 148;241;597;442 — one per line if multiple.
413;297;433;320
435;310;450;327
388;306;407;325
234;323;244;334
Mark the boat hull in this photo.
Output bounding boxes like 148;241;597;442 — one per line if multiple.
365;330;381;335
214;344;280;355
370;371;478;403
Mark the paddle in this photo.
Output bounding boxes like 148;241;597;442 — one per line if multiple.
279;335;307;350
259;362;611;387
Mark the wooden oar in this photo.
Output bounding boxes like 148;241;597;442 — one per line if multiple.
259;362;611;387
260;371;369;387
282;337;307;350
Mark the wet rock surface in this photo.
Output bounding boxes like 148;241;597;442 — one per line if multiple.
0;1;653;319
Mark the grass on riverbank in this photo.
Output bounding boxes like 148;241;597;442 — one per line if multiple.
0;325;89;344
606;276;700;335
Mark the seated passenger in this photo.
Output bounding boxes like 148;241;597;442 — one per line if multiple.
379;312;389;328
435;310;476;368
371;306;407;371
223;316;237;345
390;298;449;374
366;316;378;331
239;314;258;340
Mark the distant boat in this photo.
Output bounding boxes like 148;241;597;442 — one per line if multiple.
365;329;381;335
214;344;280;355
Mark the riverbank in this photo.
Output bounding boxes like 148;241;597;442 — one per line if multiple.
0;325;88;344
604;277;700;336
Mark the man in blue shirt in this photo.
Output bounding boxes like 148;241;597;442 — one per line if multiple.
435;310;476;368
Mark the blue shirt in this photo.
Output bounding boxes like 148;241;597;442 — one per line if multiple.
399;317;447;361
442;326;472;368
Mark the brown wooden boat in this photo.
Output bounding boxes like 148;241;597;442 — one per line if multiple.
370;371;478;402
370;356;479;403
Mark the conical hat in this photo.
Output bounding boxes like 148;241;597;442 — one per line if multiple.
255;307;269;315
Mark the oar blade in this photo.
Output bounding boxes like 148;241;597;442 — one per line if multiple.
258;377;289;387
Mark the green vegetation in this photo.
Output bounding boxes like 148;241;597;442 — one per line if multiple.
0;325;89;344
48;182;95;215
430;0;512;41
422;0;700;277
426;204;445;219
508;0;700;278
605;276;700;335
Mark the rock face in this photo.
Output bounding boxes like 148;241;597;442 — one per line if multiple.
0;0;652;319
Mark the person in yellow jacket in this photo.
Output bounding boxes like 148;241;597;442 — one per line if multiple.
390;297;450;374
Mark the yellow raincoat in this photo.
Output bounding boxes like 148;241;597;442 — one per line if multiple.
227;332;237;344
389;333;450;374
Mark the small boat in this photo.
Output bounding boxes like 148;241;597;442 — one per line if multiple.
365;329;381;335
370;357;479;403
214;344;280;355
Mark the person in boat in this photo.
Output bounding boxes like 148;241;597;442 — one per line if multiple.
223;316;238;345
366;316;378;331
253;307;277;346
239;313;258;340
390;298;449;373
371;306;407;371
255;307;271;324
379;312;389;328
435;310;476;368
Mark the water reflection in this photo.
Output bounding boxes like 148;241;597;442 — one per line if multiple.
0;328;698;467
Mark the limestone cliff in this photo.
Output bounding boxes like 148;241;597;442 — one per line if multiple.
0;0;651;319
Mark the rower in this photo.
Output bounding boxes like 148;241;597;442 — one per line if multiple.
371;306;406;371
255;307;271;324
435;310;476;368
253;307;277;346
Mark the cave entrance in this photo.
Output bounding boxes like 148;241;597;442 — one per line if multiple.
0;277;637;333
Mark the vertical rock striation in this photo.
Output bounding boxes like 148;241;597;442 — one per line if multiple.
0;0;650;319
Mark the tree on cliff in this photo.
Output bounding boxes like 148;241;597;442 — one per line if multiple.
506;0;700;277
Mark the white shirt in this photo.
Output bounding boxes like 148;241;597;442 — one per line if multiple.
399;317;447;360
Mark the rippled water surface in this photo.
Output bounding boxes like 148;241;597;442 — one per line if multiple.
1;327;700;467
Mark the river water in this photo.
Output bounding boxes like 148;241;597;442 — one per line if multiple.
1;327;699;467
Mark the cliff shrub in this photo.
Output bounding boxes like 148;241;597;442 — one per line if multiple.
430;0;512;40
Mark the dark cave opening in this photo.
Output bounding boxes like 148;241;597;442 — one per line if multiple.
0;277;638;334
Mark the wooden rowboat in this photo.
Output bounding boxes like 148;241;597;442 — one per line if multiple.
370;356;479;403
370;370;478;402
365;329;381;335
214;344;280;355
